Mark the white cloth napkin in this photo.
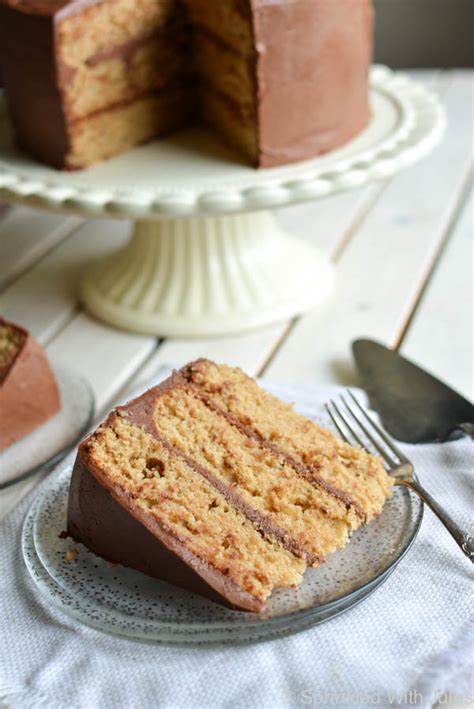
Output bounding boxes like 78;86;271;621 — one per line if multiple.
1;380;473;709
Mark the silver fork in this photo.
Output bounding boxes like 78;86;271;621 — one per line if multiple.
325;391;474;563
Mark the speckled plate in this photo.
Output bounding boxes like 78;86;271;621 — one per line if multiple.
22;394;423;644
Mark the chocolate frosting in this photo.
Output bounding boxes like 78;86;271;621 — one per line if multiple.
0;0;373;169
0;318;61;451
251;0;373;166
68;456;264;612
0;5;70;168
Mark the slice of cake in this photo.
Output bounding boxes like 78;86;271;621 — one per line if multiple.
68;360;392;612
0;318;61;451
0;0;373;169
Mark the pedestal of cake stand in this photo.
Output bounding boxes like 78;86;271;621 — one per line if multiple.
80;211;332;336
0;66;446;337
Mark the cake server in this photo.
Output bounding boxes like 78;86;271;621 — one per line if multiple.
352;339;474;443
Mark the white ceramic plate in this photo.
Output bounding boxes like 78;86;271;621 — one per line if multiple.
22;389;423;644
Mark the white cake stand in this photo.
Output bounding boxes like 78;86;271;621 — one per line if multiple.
0;66;444;337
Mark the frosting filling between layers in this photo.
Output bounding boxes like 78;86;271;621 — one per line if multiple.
119;409;316;565
149;385;357;562
181;360;393;521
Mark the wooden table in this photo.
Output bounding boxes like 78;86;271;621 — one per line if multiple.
0;69;472;521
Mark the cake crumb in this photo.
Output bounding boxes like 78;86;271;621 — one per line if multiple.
65;548;79;563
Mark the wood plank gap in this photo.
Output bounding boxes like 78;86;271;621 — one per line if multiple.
256;319;298;377
394;166;474;352
331;181;389;263
100;337;165;414
0;216;84;294
42;303;82;347
94;344;161;418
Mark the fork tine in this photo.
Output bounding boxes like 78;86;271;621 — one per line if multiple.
325;402;351;444
329;400;368;450
347;390;409;464
340;394;399;468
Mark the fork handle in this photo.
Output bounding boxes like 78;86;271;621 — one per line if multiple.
397;479;474;563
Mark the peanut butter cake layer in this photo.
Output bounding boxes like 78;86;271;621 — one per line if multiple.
0;320;26;382
68;360;392;611
182;360;393;522
0;318;61;451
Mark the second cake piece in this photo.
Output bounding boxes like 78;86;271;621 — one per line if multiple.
68;360;393;611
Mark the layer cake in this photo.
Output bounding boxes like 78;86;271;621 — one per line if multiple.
68;359;392;612
0;0;374;169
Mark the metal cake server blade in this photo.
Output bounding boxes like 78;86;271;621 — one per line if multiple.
352;339;474;443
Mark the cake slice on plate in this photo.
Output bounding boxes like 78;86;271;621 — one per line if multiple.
67;360;392;612
0;317;61;451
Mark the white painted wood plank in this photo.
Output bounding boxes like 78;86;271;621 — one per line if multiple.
0;218;131;344
0;207;82;292
401;185;474;400
46;312;156;413
275;185;381;258
265;72;473;387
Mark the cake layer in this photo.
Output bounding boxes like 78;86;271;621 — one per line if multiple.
193;30;255;111
77;414;305;608
199;87;258;163
56;0;180;68
185;0;254;56
60;33;190;122
183;360;393;521
55;0;191;123
66;89;192;169
152;385;357;562
0;321;26;382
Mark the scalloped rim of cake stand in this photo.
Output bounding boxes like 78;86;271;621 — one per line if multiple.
0;66;445;219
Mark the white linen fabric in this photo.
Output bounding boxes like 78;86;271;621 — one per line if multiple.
1;380;473;709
